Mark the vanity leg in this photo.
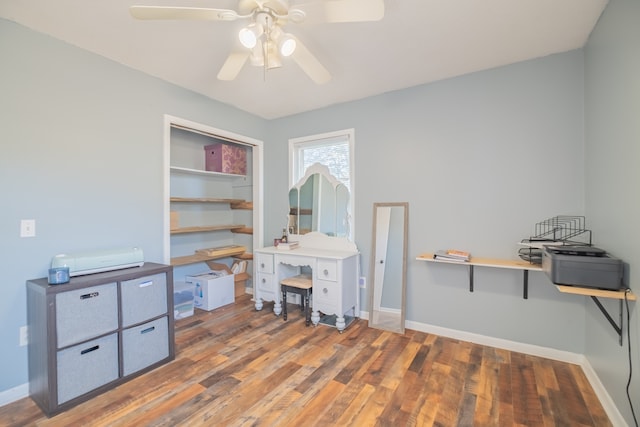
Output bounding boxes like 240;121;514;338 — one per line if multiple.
336;316;346;333
274;300;282;316
255;298;263;311
311;310;320;326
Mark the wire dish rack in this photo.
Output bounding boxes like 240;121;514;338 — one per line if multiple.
518;216;592;264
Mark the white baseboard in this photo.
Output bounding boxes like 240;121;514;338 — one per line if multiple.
0;383;28;407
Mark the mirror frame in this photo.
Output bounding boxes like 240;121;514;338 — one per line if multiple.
368;202;408;334
287;163;351;239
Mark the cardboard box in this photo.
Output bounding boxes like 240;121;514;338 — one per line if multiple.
173;281;195;319
206;261;249;298
170;211;179;230
186;270;234;311
204;143;247;175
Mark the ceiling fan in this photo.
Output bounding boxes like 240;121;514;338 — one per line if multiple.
130;0;384;84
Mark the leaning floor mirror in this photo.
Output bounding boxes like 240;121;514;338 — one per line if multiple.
368;202;408;334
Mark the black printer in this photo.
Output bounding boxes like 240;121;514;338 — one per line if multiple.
542;245;623;290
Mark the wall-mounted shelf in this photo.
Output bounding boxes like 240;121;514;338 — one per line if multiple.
555;285;636;300
416;253;541;299
556;285;635;346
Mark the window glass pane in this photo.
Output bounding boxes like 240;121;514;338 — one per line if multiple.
300;141;350;190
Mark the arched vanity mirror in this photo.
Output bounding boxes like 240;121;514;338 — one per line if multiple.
288;163;350;238
369;202;408;334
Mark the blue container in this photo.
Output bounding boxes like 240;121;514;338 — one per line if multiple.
48;266;70;285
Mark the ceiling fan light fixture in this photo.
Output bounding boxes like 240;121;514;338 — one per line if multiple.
279;34;296;57
266;41;282;69
239;24;262;49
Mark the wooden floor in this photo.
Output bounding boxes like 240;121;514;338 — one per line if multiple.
1;294;611;426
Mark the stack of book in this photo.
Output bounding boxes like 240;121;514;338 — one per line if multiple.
277;241;300;250
231;260;248;274
433;249;471;262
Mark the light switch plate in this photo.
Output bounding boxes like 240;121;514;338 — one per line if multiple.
20;219;36;237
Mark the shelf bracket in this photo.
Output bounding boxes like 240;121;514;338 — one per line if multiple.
467;265;529;299
590;296;624;346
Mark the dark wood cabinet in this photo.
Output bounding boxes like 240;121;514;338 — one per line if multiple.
27;262;174;416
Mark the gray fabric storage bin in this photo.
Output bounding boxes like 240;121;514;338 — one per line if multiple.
121;272;167;327
55;283;118;348
56;333;119;404
122;316;169;376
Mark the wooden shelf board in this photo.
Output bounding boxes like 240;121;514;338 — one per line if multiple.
170;165;246;178
171;224;245;234
231;227;253;235
234;253;253;260
416;253;542;271
170;197;245;204
171;251;243;266
555;285;636;301
230;201;253;210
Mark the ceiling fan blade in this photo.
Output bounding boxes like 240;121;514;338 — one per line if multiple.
130;6;240;21
217;52;250;81
294;0;384;24
290;37;331;84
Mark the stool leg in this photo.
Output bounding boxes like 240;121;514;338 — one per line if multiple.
304;291;311;326
282;288;288;321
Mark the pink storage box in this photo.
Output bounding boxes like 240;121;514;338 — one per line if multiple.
204;143;247;175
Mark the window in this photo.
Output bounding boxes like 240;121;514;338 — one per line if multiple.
289;129;355;238
289;129;354;189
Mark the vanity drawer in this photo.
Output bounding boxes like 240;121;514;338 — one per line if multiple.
316;259;337;282
256;272;276;293
313;279;339;313
256;253;274;274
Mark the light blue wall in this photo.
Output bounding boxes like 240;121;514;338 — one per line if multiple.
0;19;266;393
3;4;635;421
584;0;640;425
268;50;588;353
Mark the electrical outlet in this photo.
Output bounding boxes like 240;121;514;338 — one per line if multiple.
20;219;36;237
359;276;366;288
19;326;29;346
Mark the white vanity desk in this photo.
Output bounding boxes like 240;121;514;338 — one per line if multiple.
254;232;359;332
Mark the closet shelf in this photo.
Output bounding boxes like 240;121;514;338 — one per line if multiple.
170;224;245;234
171;245;248;266
170;165;246;178
170;197;252;210
231;227;253;235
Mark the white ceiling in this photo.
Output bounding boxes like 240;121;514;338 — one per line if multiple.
1;0;608;119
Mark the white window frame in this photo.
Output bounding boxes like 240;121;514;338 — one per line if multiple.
289;129;355;240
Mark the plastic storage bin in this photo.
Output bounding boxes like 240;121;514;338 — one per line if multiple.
173;281;195;319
